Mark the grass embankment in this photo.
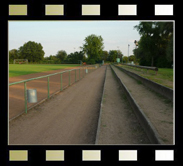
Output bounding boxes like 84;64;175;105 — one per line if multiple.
9;64;80;77
117;64;173;89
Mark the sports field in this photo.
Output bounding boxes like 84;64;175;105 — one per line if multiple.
9;64;80;77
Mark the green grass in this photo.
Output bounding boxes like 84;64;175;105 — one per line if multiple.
9;64;80;77
139;68;173;89
118;64;173;89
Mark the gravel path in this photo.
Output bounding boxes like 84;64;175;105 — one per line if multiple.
111;65;173;144
9;66;106;145
96;66;150;144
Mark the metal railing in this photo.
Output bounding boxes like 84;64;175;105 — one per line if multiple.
119;63;158;75
9;64;100;119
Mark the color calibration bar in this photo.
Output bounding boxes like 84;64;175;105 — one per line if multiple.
8;4;174;16
9;150;174;161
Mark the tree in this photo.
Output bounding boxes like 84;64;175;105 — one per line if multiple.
134;22;159;66
117;50;123;62
122;56;129;63
56;50;67;62
18;41;45;62
108;50;123;62
134;22;173;67
101;51;109;61
9;49;18;62
81;34;104;61
43;55;60;64
66;51;85;63
166;36;173;63
129;55;135;62
157;22;173;64
88;59;96;64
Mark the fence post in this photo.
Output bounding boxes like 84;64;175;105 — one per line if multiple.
75;69;76;82
60;73;62;91
69;71;71;85
24;82;27;113
82;67;84;78
79;69;80;79
47;77;50;99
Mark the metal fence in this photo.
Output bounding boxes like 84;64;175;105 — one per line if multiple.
9;64;101;120
113;63;158;75
120;63;158;74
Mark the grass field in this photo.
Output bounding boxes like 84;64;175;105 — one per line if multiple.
117;64;173;89
9;64;80;77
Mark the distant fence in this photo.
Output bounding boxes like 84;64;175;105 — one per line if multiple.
9;64;101;120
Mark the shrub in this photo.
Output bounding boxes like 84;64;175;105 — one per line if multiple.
89;59;96;64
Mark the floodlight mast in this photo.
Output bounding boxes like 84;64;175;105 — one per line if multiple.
128;44;130;63
134;40;138;48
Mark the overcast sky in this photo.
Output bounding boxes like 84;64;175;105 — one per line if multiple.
9;21;141;57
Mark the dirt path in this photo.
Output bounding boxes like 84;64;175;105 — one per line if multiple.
111;65;173;144
9;66;94;120
9;66;106;145
96;66;150;144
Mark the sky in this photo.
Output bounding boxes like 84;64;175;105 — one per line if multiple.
9;21;141;57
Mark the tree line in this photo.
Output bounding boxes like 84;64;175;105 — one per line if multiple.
9;34;127;64
9;22;173;68
133;22;173;68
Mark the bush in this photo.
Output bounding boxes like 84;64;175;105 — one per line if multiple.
89;59;95;64
9;60;14;64
139;57;151;66
156;57;172;68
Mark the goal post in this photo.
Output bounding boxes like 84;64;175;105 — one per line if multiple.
13;59;28;64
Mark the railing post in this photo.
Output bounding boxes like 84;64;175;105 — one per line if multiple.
47;77;50;99
24;82;27;113
69;71;71;85
60;73;62;91
75;69;76;82
79;69;80;79
82;67;84;78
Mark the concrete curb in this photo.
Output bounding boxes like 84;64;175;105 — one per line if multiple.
95;65;108;144
110;65;163;144
114;65;173;102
